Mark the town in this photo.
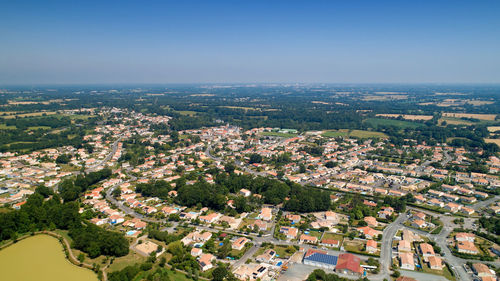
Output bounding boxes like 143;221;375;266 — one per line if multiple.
1;106;500;281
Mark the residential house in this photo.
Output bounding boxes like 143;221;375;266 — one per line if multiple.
366;240;377;253
198;253;215;271
279;226;298;239
419;243;435;262
399;252;415;270
320;238;340;248
232;237;250;251
300;234;318;244
457;241;479;255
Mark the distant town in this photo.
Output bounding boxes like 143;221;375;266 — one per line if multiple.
1;85;500;281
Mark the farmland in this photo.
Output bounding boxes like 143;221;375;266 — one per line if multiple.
322;129;388;139
363;118;423;129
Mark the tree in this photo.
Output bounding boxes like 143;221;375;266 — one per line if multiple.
249;153;262;164
224;163;236;174
212;266;228;281
56;154;71;164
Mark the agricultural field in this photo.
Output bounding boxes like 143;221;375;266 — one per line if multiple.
484;139;500;146
175;110;198;116
442;112;497;121
439;117;475;126
376;114;433;121
261;131;298;138
322;129;388;139
363;118;423;129
0;111;59;119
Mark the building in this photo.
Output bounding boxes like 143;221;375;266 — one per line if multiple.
419;243;435;262
286;214;301;223
428;256;444;270
303;249;338;270
398;240;411;252
259;207;273;221
239;188;251;197
335;253;363;276
181;231;213;246
472;263;496;278
457;241;479;255
232;237;250;250
455;232;475;242
198;253;215;271
366;240;377;253
233;263;268;280
279;226;298;239
320;238;340;248
364;216;378;227
299;234;318;244
191;248;203;257
256;249;275;263
357;226;382;239
399;252;415;270
411;219;426;229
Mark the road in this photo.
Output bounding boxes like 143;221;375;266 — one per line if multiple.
86;136;122;172
369;213;408;280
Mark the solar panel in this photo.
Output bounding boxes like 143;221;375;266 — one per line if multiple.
305;253;338;266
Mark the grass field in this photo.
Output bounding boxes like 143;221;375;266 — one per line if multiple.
107;251;147;272
27;126;52;130
439;117;475;126
261;131;298;137
375;114;433;121
322;129;388;139
0;111;58;119
364;118;423;129
176;110;197;116
442;112;497;120
0;124;16;129
219;106;260;112
421;262;455;281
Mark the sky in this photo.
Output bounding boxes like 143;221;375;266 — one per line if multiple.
0;0;499;85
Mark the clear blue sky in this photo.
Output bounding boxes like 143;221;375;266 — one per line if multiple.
1;0;499;84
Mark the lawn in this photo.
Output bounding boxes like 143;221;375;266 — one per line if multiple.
167;271;194;281
343;239;365;253
107;251;147;272
254;244;294;259
364;118;423;129
421;262;456;281
304;230;323;239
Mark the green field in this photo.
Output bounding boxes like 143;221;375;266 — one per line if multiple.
322;129;388;139
0;235;97;281
364;118;424;129
0;124;16;130
176;110;198;116
27;126;52;130
261;131;298;137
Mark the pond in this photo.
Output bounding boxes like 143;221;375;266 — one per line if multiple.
0;234;98;281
